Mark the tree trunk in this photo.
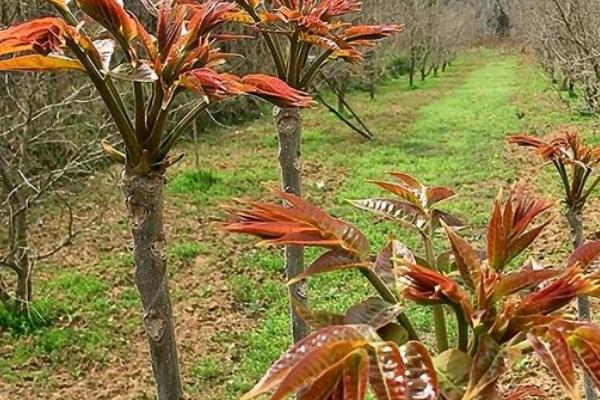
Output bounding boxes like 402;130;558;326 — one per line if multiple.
10;189;31;313
122;172;182;400
566;208;597;400
337;80;346;114
273;107;309;343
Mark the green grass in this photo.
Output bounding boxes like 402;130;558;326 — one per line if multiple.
0;272;118;382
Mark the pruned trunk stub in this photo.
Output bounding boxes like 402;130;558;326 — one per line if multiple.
122;172;182;400
273;106;309;343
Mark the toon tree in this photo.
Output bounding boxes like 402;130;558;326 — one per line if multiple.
0;0;312;398
223;173;600;399
510;127;600;400
232;0;402;343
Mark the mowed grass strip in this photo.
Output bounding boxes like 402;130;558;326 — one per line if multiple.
216;51;549;398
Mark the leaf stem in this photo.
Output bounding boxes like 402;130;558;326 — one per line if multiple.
360;268;419;341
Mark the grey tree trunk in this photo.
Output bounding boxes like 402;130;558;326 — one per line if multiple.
14;206;31;313
566;208;596;400
273;106;309;343
122;172;182;400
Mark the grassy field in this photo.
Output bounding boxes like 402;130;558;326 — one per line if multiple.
2;49;600;399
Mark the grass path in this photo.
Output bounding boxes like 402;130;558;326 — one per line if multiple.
215;51;549;398
3;49;596;400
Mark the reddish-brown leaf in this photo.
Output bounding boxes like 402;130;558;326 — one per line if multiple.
222;190;369;256
344;298;404;329
369;342;408;399
567;241;600;270
294;301;345;329
368;180;422;208
344;24;404;43
426;186;455;207
400;341;439;400
444;223;481;289
373;239;416;288
297;362;342;400
0;54;84;71
431;210;465;230
528;328;578;399
350;199;424;229
506;220;551;264
76;0;138;43
271;347;367;400
241;325;378;400
242;74;316;108
289;249;368;284
397;262;473;320
493;266;559;300
487;199;505;271
464;334;508;400
374;239;395;287
570;324;600;388
389;173;422;190
516;266;591;316
342;349;369;400
0;17;72;56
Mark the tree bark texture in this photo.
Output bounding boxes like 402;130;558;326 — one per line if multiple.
122;172;182;400
13;206;31;312
566;208;597;400
273;106;309;343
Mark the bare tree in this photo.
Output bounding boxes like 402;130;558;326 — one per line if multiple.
0;72;108;312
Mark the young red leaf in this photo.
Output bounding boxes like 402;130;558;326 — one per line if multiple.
181;68;250;100
463;334;509;400
242;74;316;108
508;135;557;161
367;180;422;208
296;363;342;400
0;17;71;56
76;0;138;44
397;262;473;320
342;349;369;400
567;241;600;271
486;189;551;271
493;266;559;301
400;341;439;400
241;325;378;400
369;342;408;399
0;54;83;71
528;328;579;399
431;209;465;230
270;347;367;400
516;266;592;317
426;186;455;207
293;301;345;330
389;173;422;190
443;223;481;289
344;298;404;330
569;324;600;388
344;24;404;42
222;190;369;256
288;249;368;284
350;198;425;229
373;239;416;288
